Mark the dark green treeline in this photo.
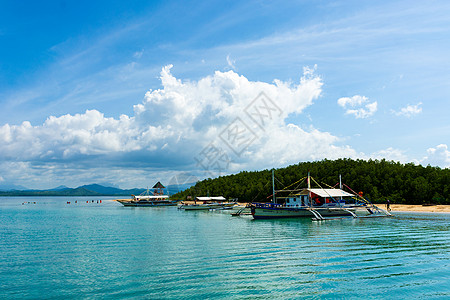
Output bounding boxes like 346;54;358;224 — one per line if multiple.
172;159;450;205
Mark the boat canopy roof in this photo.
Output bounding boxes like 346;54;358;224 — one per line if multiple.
135;195;169;200
152;181;165;189
302;188;355;198
196;196;226;201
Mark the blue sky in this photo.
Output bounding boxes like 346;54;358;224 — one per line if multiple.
0;0;449;189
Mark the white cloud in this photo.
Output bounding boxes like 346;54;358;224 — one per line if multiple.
133;49;144;59
370;147;408;163
368;144;450;169
337;95;377;118
0;110;143;160
392;102;422;117
0;65;363;188
226;54;236;70
421;144;450;168
337;95;366;107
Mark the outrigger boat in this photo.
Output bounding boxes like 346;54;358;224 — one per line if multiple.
250;171;391;220
117;182;178;207
178;196;237;210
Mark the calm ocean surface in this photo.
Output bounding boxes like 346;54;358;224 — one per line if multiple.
1;197;449;299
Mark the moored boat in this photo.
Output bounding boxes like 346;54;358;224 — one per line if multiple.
178;196;237;210
117;182;178;207
250;171;391;220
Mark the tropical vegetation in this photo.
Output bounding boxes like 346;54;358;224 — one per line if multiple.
172;159;450;205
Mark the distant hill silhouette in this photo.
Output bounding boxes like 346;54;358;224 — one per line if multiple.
48;185;70;191
0;183;28;191
79;184;125;194
0;181;197;197
0;184;147;196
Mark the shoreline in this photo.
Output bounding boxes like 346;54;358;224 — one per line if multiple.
176;201;450;213
112;199;450;214
382;204;450;213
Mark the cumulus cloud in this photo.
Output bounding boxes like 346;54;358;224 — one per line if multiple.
421;144;450;168
368;144;450;169
337;95;377;118
370;147;408;163
0;110;143;160
392;102;422;117
0;65;361;188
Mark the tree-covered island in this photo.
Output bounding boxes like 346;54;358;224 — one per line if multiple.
172;159;450;205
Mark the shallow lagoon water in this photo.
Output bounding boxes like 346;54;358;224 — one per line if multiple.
1;197;449;299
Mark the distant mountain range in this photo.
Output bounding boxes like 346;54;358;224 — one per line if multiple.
0;182;195;197
0;183;28;191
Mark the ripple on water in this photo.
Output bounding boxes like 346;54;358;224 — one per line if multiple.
0;199;449;299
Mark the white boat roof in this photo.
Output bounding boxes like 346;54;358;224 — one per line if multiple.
135;195;169;199
306;188;355;198
196;196;226;201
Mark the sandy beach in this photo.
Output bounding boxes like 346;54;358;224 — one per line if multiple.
386;204;450;213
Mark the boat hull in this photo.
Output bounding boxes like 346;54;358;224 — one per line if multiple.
179;203;237;210
118;200;178;207
251;205;373;219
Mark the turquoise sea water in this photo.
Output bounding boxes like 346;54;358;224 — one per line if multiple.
1;197;449;299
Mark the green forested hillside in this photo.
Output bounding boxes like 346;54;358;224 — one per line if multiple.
172;159;450;205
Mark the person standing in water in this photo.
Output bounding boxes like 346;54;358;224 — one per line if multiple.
386;199;391;211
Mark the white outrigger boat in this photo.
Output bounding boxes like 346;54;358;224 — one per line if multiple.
250;171;391;220
178;196;237;210
117;182;178;207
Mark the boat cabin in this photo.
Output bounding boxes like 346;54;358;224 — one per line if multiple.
133;195;169;201
282;188;355;207
283;194;310;207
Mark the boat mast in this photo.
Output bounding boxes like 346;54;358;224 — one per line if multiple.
308;171;311;189
308;171;311;207
272;169;275;203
